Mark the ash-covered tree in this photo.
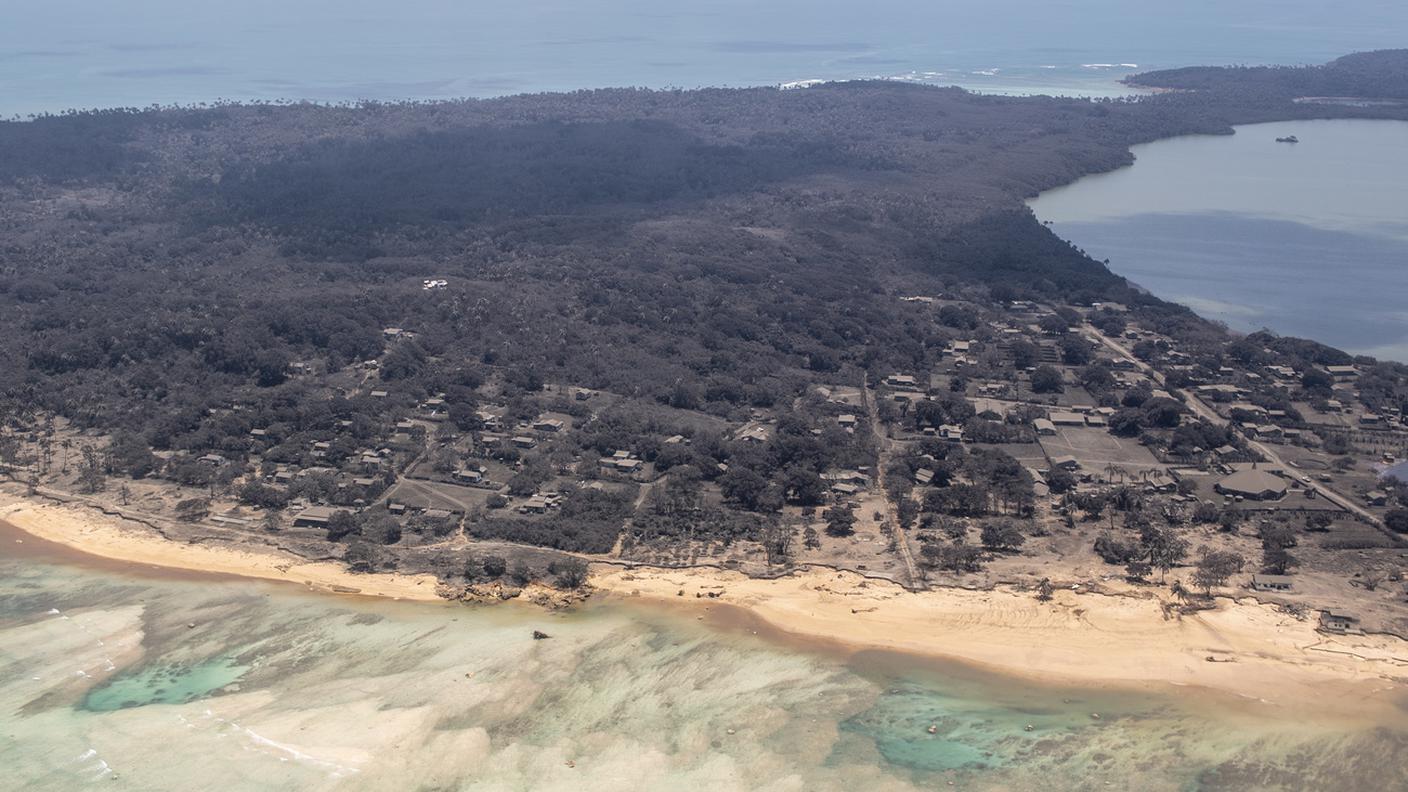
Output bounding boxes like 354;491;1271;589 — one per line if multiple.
824;504;857;537
326;509;359;541
1192;546;1245;595
979;519;1025;551
1031;365;1064;394
548;557;589;589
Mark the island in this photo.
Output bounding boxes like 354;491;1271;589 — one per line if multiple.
1;51;1406;694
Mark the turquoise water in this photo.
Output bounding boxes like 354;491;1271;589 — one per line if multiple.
2;546;1405;790
5;1;1408;115
81;655;249;711
1029;119;1408;361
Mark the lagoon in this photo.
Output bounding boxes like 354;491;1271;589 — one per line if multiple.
1029;119;1408;361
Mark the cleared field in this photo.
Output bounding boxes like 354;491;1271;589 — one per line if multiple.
1038;427;1161;472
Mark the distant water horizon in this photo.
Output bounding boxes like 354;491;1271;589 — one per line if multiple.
1030;119;1408;362
5;0;1408;116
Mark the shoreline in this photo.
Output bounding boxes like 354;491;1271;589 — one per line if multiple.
5;493;1407;717
0;497;442;602
592;565;1408;719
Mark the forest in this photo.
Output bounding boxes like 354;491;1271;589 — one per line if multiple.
1129;49;1408;101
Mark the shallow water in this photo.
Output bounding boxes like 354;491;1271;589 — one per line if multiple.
1029;119;1408;360
2;541;1405;791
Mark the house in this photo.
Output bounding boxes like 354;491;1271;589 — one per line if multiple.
1318;610;1360;634
1326;365;1358;381
1250;424;1284;441
1250;574;1293;592
830;482;861;497
511;436;537;449
824;470;870;487
197;454;227;467
532;418;565;433
1215;469;1287;501
1084;414;1108;428
292;505;337;528
914;468;935;486
519;496;549;514
736;426;769;444
1050;411;1085;427
938;424;964;442
1051;455;1080;471
249;428;268;438
370;390;388;399
837;414;859;429
884;373;922;390
453;468;484;484
1033;418;1057;436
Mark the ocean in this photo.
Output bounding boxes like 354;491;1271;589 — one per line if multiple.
3;541;1406;791
4;0;1408;116
1028;119;1408;361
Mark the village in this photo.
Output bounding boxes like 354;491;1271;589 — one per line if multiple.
3;290;1406;636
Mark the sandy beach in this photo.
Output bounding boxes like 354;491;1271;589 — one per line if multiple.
5;492;1406;716
593;565;1408;718
0;496;442;601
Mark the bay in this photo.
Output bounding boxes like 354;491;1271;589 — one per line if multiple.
1029;119;1408;361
